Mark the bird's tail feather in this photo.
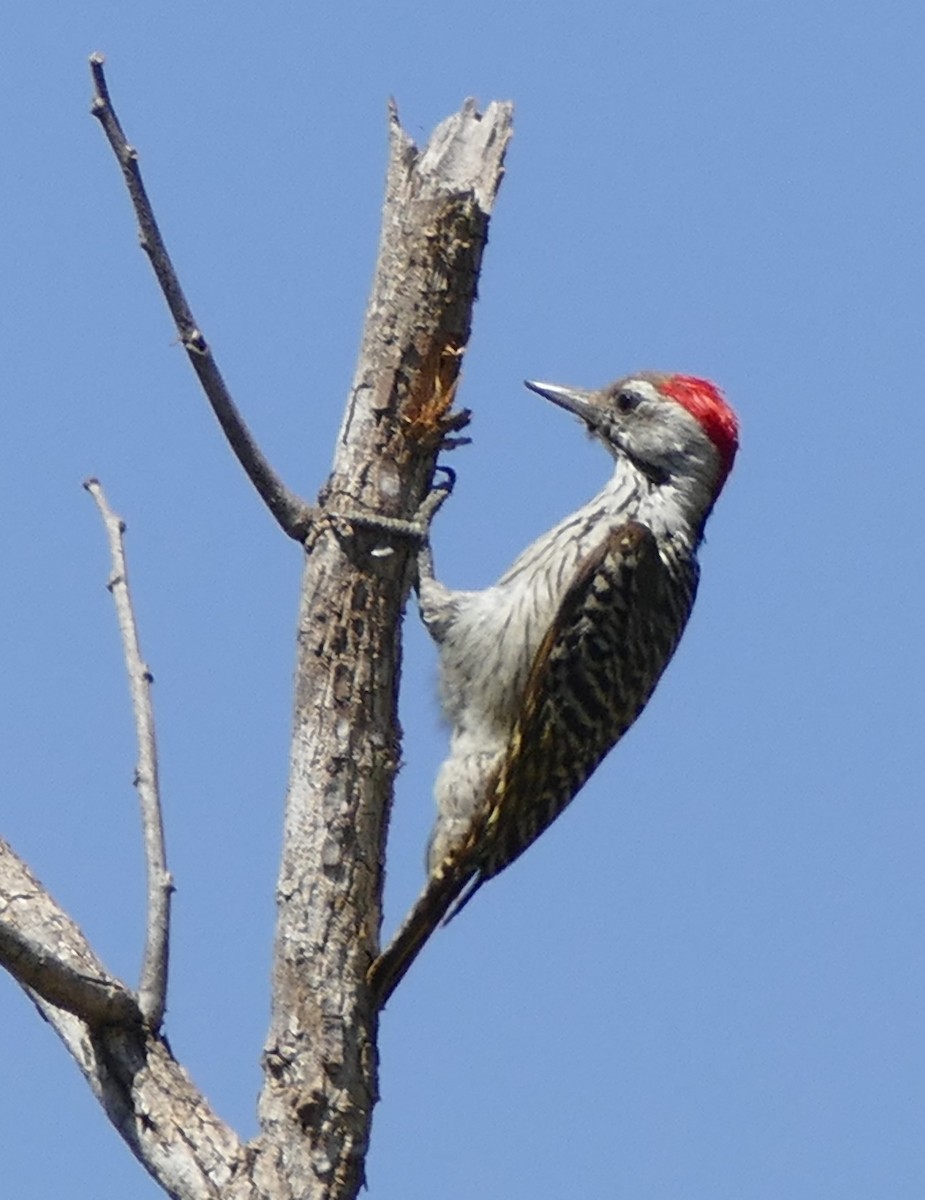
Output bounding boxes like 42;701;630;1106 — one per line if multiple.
368;862;475;1008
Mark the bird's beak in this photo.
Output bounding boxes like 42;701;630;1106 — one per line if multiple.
524;380;601;429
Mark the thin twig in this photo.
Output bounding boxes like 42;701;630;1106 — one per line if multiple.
0;918;141;1026
84;478;171;1029
88;53;314;541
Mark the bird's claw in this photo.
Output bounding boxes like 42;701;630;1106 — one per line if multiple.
412;467;455;529
434;465;457;491
324;468;455;555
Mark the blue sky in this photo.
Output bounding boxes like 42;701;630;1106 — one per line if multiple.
4;3;924;1197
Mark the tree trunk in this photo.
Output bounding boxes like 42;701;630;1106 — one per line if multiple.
255;100;512;1198
0;81;512;1200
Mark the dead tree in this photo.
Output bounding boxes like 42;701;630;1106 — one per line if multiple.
0;56;511;1200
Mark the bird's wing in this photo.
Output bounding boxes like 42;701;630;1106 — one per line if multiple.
469;520;691;881
370;521;696;1004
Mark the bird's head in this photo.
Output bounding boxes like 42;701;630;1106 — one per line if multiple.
525;372;739;514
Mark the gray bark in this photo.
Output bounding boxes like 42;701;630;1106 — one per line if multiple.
0;88;512;1200
255;98;512;1198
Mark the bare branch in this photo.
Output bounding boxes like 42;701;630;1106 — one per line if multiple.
78;61;512;1197
0;839;248;1198
0;893;140;1025
84;478;171;1030
0;838;138;1026
88;52;314;541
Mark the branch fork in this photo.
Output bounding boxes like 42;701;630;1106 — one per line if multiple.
1;54;512;1200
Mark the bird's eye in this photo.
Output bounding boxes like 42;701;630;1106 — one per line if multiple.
615;388;640;413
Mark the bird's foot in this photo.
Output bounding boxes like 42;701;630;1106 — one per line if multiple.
320;468;455;560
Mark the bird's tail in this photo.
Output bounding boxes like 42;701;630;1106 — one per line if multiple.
368;861;476;1008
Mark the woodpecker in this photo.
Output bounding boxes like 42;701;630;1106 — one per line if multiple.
371;372;738;1005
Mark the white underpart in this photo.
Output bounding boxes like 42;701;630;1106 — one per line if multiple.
418;449;702;869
